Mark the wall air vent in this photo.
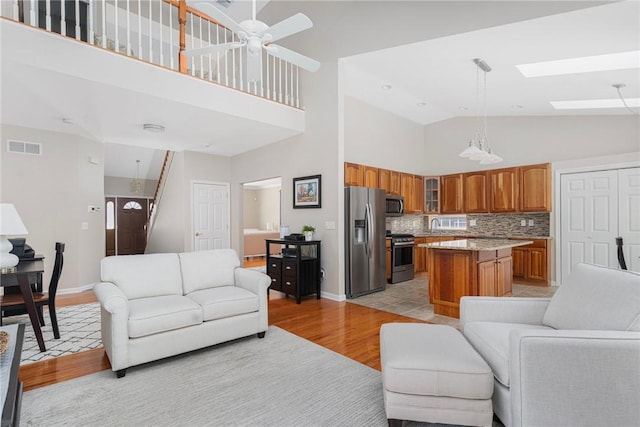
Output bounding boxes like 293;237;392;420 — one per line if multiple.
7;140;42;156
217;0;233;7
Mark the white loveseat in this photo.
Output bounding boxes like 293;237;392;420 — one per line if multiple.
460;263;640;427
93;249;271;378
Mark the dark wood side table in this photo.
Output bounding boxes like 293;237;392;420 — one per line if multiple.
265;239;321;304
1;324;25;427
1;259;46;352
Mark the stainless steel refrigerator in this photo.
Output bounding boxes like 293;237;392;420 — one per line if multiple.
345;186;386;298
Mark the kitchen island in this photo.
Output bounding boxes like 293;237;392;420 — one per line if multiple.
419;239;532;318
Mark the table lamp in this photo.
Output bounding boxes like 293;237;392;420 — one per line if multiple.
0;203;29;273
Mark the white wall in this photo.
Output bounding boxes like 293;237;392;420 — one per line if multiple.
344;96;425;173
0;125;105;291
423;115;640;175
243;187;280;231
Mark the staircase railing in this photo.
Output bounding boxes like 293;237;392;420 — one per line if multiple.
146;150;174;244
3;0;302;108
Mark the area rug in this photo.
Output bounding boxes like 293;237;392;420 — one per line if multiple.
1;303;101;364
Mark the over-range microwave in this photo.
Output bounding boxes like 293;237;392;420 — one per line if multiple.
386;195;404;217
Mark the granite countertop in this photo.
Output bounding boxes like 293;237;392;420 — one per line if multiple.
419;239;533;251
412;234;552;240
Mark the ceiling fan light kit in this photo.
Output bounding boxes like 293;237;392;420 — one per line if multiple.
186;1;320;84
459;58;502;164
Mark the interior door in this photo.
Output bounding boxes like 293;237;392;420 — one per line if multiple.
560;167;640;283
117;197;149;255
618;168;640;273
192;182;230;251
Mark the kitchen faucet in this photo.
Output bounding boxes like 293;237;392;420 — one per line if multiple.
430;217;441;230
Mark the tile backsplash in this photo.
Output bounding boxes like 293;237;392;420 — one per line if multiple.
387;213;550;237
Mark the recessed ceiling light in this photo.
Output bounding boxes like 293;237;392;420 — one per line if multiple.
62;118;74;125
550;98;640;110
516;50;640;77
143;123;165;132
416;102;427;107
381;84;392;90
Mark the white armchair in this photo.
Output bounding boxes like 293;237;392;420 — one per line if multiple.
460;263;640;427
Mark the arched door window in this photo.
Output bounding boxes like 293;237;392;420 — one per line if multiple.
123;201;143;210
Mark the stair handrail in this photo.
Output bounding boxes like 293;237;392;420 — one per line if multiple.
146;150;174;243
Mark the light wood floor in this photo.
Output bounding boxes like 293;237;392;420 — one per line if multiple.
19;290;425;391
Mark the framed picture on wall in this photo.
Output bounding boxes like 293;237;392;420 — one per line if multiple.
293;175;322;209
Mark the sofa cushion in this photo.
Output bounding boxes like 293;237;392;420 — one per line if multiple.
542;263;640;331
179;249;241;294
186;286;258;321
101;253;183;300
128;295;203;338
463;321;552;387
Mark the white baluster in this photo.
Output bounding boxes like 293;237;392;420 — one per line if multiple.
88;0;94;45
285;61;289;105
159;1;163;65
207;20;212;81
190;13;195;75
12;0;19;21
114;0;119;48
232;33;236;89
272;53;276;100
296;66;300;108
238;38;243;91
199;16;203;78
266;54;270;99
59;0;64;34
138;0;142;60
216;24;220;83
149;0;153;63
45;0;51;31
278;58;282;103
169;3;174;69
75;0;80;40
124;0;131;55
223;29;228;86
290;63;294;106
100;0;106;47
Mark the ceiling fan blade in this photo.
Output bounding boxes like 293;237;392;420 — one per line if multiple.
189;1;246;36
262;13;313;43
265;44;320;73
183;41;243;58
247;51;263;83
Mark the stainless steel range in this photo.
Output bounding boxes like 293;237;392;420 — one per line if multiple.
390;234;415;283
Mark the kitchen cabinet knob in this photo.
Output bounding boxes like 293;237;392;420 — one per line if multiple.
271;264;276;267
272;279;276;282
285;281;291;285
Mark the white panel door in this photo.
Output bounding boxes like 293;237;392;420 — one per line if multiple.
192;182;230;251
618;167;640;273
561;170;618;283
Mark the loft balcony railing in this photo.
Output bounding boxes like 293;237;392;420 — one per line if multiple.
2;0;303;108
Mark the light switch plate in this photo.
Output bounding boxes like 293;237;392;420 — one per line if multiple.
521;220;527;226
325;221;336;230
528;219;534;226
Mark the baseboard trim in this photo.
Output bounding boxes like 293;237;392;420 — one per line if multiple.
57;283;95;295
320;291;346;302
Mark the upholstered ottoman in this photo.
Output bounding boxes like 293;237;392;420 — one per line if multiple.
380;323;494;427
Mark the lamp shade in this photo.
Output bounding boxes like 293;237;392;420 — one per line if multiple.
0;203;28;235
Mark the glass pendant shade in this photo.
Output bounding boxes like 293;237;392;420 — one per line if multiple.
459;140;483;158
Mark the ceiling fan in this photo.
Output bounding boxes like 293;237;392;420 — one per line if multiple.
185;0;320;83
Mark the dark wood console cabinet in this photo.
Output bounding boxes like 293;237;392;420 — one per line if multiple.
265;239;321;304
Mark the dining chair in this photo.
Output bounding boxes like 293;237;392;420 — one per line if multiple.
0;242;65;338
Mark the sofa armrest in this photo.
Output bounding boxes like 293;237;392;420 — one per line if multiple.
93;282;130;371
460;297;551;332
509;329;640;427
234;268;271;332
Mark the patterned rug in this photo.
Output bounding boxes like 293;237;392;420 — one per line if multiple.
2;303;102;364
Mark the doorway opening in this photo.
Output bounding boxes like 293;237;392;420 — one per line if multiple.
105;196;152;256
242;177;282;268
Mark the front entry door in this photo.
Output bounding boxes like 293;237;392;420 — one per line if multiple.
192;182;230;251
117;198;149;255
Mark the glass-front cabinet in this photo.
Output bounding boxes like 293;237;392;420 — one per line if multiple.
424;176;440;213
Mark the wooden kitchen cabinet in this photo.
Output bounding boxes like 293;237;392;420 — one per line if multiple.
363;165;379;188
519;163;551;212
385;238;392;282
424;176;440;213
463;171;489;213
510;238;549;285
344;162;363;187
441;174;463;214
477;249;513;297
400;173;415;213
414;237;427;273
489;167;518;213
379;168;401;195
412;175;424;214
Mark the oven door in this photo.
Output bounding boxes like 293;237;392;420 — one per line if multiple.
392;241;414;271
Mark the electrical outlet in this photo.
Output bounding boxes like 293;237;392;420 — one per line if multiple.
469;219;477;226
324;221;336;230
521;220;527;226
528;219;534;227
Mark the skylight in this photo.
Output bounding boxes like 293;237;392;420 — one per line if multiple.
550;98;640;110
517;51;640;77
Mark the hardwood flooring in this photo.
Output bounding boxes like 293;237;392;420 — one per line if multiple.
19;290;425;391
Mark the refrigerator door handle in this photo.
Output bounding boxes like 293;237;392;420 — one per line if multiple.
366;203;374;258
364;203;371;258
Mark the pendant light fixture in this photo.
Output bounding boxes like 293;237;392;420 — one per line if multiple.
130;160;142;193
460;58;502;164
